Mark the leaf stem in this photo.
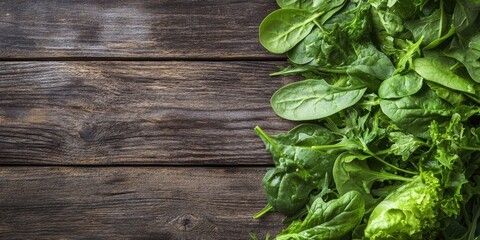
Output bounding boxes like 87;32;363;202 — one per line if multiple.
365;150;418;175
253;204;273;219
465;94;480;105
254;126;283;156
311;143;357;150
439;0;444;39
316;67;348;74
468;204;480;240
462;146;480;151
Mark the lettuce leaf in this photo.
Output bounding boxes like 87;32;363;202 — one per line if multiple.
365;171;440;239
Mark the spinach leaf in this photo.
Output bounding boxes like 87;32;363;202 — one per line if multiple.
413;57;477;94
370;3;405;36
287;28;318;65
276;0;345;12
262;168;317;215
378;72;423;99
444;33;480;83
380;88;453;138
276;190;365;240
255;125;337;215
259;9;323;54
453;0;480;33
347;43;395;82
271;79;367;121
426;81;466;105
405;9;450;46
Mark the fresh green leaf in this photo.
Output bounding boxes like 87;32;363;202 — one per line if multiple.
365;172;441;239
333;152;413;210
380;88;453;138
255;125;337;215
413;57;477;94
405;9;450;46
389;132;426;161
259;9;322;54
277;190;365;240
378;72;423;99
271;79;367;121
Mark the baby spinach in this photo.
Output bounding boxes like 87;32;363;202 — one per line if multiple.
413;57;477;94
380;88;453;138
271;79;367;121
255;125;337;215
276;190;365;240
252;0;480;239
259;9;323;54
405;9;449;47
378;72;423;99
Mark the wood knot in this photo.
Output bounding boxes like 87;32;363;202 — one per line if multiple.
169;214;199;231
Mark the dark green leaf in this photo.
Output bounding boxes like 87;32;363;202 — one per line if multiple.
413;57;477;94
271;79;367;121
380;88;453;138
259;9;321;54
277;191;365;240
378;72;423;99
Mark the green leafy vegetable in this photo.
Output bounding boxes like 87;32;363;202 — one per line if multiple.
255;125;337;215
413;57;476;94
365;172;441;239
271;79;367;121
259;9;322;54
277;190;365;240
253;0;480;239
380;88;453;138
378;72;423;99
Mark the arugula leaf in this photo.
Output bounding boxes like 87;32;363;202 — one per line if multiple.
333;153;413;210
388;131;426;161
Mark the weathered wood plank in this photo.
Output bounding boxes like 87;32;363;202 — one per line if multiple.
0;166;283;239
0;0;279;59
0;61;295;165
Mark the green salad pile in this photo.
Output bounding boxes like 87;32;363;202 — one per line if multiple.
252;0;480;239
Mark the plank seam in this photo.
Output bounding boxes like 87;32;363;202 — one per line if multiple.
0;57;286;62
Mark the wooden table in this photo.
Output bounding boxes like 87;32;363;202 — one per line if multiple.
0;1;297;239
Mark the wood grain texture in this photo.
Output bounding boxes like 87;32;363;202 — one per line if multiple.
0;61;295;165
0;0;279;59
0;166;283;239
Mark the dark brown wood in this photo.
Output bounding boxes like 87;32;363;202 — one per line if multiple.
0;166;283;239
0;0;280;59
0;61;296;165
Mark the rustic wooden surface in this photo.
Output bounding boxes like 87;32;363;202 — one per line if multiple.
0;167;282;239
0;1;290;239
0;61;294;165
0;0;280;59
